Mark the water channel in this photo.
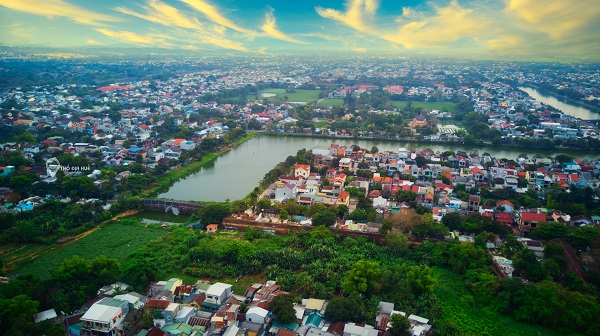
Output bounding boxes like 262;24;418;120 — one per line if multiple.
519;87;599;120
158;135;600;202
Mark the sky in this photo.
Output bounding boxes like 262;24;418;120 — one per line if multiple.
0;0;599;60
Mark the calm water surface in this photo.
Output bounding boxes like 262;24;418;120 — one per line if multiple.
519;87;599;120
158;135;600;202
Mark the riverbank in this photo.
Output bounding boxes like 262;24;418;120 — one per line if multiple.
261;132;600;156
519;84;600;116
144;132;256;198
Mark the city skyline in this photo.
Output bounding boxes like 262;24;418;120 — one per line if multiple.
1;0;599;61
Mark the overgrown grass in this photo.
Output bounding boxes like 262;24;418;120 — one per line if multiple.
13;220;167;279
318;98;344;106
392;101;457;112
1;244;57;265
432;267;574;336
259;89;320;102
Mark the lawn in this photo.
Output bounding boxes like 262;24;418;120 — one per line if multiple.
13;220;168;279
432;267;574;336
318;98;344;106
259;89;320;102
392;101;457;112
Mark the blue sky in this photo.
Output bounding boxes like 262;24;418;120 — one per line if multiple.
0;0;599;60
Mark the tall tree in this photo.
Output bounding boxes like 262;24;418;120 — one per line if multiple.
342;260;381;296
269;294;297;323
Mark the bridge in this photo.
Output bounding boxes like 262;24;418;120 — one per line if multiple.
141;199;203;215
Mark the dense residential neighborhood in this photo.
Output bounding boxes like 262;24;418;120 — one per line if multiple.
48;278;433;336
1;55;600;336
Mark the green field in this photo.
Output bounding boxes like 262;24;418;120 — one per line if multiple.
318;98;344;106
433;267;571;336
259;89;320;102
13;220;168;279
392;101;457;112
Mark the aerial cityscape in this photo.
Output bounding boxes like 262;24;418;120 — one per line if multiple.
1;1;600;336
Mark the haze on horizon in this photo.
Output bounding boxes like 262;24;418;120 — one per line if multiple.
0;0;599;62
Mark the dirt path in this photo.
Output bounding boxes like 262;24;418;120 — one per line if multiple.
2;210;140;273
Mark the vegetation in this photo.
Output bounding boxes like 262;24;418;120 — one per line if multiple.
258;89;321;103
10;219;166;279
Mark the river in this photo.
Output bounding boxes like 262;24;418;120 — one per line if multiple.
519;87;598;120
158;135;600;202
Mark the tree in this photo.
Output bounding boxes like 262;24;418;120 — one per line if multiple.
385;232;409;255
324;296;364;322
269;294;297;323
0;295;40;335
342;260;381;296
197;203;232;224
530;222;569;241
514;249;549;282
447;242;491;274
405;266;436;296
312;211;337;227
388;313;411;336
279;210;289;223
379;220;392;234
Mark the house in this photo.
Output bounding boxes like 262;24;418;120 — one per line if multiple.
468;195;481;212
164;148;181;159
295;164;311;178
342;323;378;336
246;307;270;325
518;212;548;234
496;200;514;213
80;298;128;336
375;302;394;330
203;282;233;309
240;321;264;336
337;191;350;207
33;308;58;324
275;184;298;202
206;224;219;233
339;158;353;170
113;292;147;310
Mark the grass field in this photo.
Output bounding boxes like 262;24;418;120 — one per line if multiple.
13;220;167;279
259;89;320;102
392;101;457;112
433;267;572;336
318;98;344;106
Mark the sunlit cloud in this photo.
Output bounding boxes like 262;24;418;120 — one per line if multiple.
504;0;600;39
116;0;253;52
182;45;201;51
116;0;203;31
316;0;379;33
96;29;174;48
86;39;99;45
383;1;486;48
9;24;36;38
0;0;116;26
179;0;255;35
261;11;305;44
353;47;367;53
486;35;522;51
